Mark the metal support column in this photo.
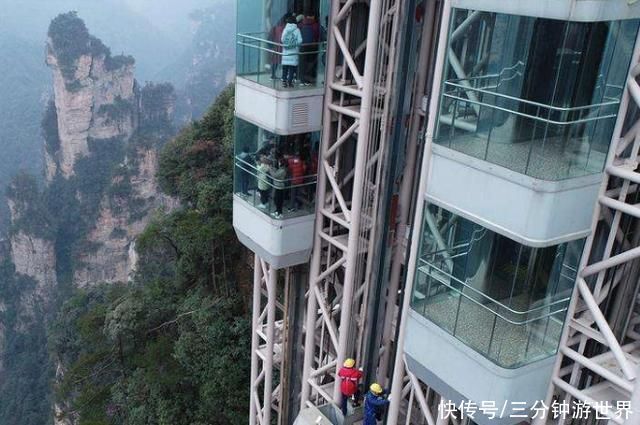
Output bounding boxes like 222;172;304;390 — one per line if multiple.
249;256;287;425
387;1;452;423
534;29;640;425
377;0;439;385
300;0;404;410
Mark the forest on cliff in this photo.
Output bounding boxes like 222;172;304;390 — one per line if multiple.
49;87;251;425
0;85;250;425
0;8;246;425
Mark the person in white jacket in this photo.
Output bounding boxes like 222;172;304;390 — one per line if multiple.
280;15;303;87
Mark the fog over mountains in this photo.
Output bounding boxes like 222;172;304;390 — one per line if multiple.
0;0;235;230
0;3;238;424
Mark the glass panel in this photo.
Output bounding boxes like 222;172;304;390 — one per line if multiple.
237;0;329;89
435;9;640;180
234;118;319;219
411;203;584;368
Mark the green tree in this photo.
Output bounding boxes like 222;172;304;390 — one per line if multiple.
51;86;251;425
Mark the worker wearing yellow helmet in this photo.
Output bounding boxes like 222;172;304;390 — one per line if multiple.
364;382;389;425
338;358;363;416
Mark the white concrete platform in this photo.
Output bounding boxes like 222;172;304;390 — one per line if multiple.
235;76;324;135
405;309;556;425
233;195;315;269
425;145;601;247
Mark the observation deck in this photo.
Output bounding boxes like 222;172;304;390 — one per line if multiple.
426;9;640;245
233;119;320;268
233;5;327;267
236;33;326;135
405;204;584;424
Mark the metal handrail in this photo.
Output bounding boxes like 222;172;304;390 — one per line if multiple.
442;92;618;126
237;32;327;56
238;32;327;48
235;157;318;188
421;257;574;314
421;242;471;257
447;73;622;94
237;42;326;57
417;259;571;321
444;80;621;113
424;244;578;275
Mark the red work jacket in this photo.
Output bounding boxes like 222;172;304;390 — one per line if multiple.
288;157;306;185
338;366;363;396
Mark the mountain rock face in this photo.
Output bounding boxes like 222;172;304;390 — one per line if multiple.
37;12;177;289
0;238;8;375
44;12;138;179
185;6;235;119
171;3;235;122
72;143;178;287
45;48;136;178
0;13;178;424
9;231;56;298
5;177;57;310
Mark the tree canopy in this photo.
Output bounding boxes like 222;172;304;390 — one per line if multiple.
50;85;251;425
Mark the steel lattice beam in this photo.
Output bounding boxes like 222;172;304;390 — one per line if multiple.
532;29;640;425
300;0;404;410
249;256;288;425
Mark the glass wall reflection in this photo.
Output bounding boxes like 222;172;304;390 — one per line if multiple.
236;0;329;89
411;204;585;368
234;118;319;219
435;9;640;180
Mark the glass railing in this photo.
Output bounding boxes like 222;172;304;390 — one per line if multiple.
237;32;326;90
435;75;621;180
234;155;317;219
411;243;576;369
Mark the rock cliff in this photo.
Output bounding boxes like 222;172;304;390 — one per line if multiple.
37;12;177;288
6;179;56;305
45;12;137;179
173;4;235;122
73;144;178;287
1;14;178;423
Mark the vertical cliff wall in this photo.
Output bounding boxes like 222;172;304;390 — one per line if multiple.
6;175;56;307
37;12;178;289
44;12;137;179
1;13;178;424
171;3;235;122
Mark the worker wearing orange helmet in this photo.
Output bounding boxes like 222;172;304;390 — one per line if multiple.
337;358;363;416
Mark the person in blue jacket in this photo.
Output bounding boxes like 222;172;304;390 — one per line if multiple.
364;383;389;425
280;15;303;88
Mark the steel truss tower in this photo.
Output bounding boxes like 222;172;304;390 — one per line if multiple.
298;0;405;410
534;29;640;425
247;0;409;421
246;1;640;424
249;256;283;425
250;256;304;425
247;0;441;421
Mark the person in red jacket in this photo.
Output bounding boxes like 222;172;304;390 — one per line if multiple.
287;152;306;210
338;358;363;416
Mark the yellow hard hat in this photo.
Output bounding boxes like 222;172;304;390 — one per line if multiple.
370;383;383;395
344;358;356;368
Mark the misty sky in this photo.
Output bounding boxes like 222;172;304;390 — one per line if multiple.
0;0;236;230
0;0;224;80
